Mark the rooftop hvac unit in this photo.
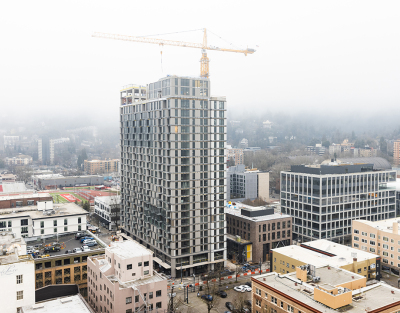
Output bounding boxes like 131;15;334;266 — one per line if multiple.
312;276;320;283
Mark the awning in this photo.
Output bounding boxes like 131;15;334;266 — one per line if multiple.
153;257;171;269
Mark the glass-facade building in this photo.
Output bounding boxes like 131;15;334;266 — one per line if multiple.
120;76;227;277
280;163;396;244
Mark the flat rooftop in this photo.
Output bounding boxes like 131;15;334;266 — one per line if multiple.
21;295;94;313
108;240;152;259
0;202;88;220
354;217;400;234
301;239;378;261
253;272;400;313
273;242;377;268
225;206;290;222
0;193;51;201
287;266;365;287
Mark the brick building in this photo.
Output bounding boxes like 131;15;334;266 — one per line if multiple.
84;159;120;175
226;204;291;263
0;193;53;209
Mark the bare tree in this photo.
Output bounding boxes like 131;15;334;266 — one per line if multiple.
200;277;220;313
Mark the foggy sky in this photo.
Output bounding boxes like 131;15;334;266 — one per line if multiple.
1;1;400;125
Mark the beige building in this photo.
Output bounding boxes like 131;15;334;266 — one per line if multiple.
227;147;244;165
251;266;400;313
271;239;380;280
84;159;120;175
352;218;400;275
88;240;168;313
5;155;33;166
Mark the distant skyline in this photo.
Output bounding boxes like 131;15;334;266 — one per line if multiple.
1;1;400;122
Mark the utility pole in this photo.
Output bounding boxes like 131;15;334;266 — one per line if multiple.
181;263;183;283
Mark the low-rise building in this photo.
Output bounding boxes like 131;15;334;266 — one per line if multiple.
32;174;103;190
94;196;120;231
33;232;105;299
0;173;17;183
0;193;53;209
21;294;94;313
226;204;291;263
84;159;120;175
5;155;33;166
0;201;87;238
227;165;269;201
0;231;35;313
88;240;168;313
352;218;400;275
252;266;400;313
271;239;380;280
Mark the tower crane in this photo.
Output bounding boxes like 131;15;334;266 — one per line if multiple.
92;28;255;78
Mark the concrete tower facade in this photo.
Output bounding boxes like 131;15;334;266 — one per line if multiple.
120;76;227;276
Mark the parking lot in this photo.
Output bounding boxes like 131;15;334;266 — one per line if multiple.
26;232;102;258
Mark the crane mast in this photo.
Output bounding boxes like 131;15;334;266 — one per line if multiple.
92;28;255;78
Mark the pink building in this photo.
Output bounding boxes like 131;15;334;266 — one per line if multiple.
87;240;168;313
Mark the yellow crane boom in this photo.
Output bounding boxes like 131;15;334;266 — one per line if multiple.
92;28;255;78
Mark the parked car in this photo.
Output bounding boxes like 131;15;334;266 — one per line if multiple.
240;285;252;292
27;249;33;254
83;239;97;246
34;244;42;249
225;302;235;311
80;237;94;243
44;246;60;253
244;281;252;287
216;290;227;298
234;286;246;293
201;295;213;301
75;233;86;240
27;246;33;251
73;248;82;253
65;250;73;254
81;245;90;252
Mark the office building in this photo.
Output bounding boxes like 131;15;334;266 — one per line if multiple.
352;218;400;275
227;164;269;201
281;162;396;244
0;231;35;313
120;76;227;277
38;137;55;165
84;159;120;175
0;201;87;238
251;267;400;313
94;195;121;230
88;240;168;313
226;203;291;263
271;239;379;280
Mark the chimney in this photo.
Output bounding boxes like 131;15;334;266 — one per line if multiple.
393;222;398;235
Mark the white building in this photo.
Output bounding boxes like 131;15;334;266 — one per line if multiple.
21;294;94;313
94;196;120;231
4;135;20;149
0;231;35;313
5;155;33;166
0;201;88;239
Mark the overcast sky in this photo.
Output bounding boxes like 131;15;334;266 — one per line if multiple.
1;1;400;123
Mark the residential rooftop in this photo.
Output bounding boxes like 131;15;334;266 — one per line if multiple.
21;294;94;313
0;202;88;220
253;272;400;313
107;240;152;259
94;195;120;205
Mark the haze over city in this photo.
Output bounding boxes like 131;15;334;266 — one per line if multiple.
2;2;400;313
